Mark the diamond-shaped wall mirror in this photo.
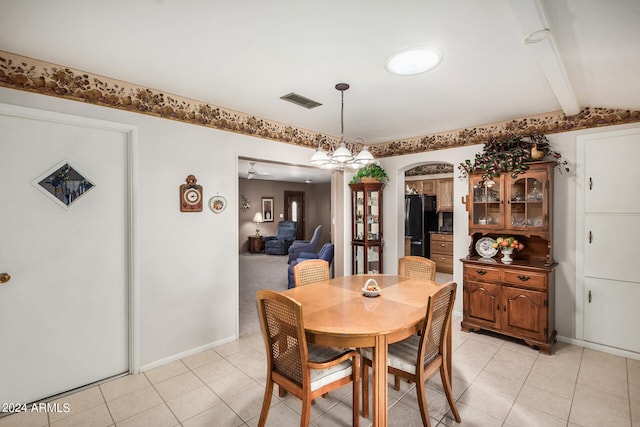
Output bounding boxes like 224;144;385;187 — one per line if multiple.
33;160;94;209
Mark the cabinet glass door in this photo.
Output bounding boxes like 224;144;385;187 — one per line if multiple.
470;175;502;227
367;189;380;241
507;172;546;230
354;245;365;275
366;246;381;274
354;190;365;240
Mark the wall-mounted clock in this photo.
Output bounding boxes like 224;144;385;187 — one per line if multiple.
180;174;203;212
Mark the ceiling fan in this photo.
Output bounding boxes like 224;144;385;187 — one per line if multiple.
246;161;270;180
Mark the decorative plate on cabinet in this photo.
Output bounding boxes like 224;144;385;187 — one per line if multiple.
476;237;498;258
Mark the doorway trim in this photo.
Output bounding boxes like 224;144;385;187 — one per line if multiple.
0;102;139;374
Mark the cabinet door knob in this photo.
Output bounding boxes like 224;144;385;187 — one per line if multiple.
0;273;10;284
517;275;530;282
476;270;487;276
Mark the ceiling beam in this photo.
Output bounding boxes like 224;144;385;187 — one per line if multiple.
509;0;581;116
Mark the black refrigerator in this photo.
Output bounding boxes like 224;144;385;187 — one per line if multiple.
405;194;438;257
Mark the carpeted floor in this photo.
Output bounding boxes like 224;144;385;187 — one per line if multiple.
239;252;290;336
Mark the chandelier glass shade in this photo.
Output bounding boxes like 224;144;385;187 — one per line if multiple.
310;83;375;170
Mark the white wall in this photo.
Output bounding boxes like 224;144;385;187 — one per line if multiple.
3;85;639;365
0;87;317;369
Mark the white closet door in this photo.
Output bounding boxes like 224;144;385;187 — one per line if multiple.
0;105;130;404
584;277;640;353
584;215;640;283
579;128;640;354
584;133;640;213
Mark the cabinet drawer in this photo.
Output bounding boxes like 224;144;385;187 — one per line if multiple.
503;271;547;290
464;265;500;283
431;233;453;242
431;240;453;254
433;254;453;272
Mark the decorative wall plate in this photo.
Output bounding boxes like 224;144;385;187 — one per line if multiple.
209;195;227;213
476;237;498;258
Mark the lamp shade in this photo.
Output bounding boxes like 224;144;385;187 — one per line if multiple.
331;142;354;163
253;212;264;223
354;146;374;165
310;148;330;165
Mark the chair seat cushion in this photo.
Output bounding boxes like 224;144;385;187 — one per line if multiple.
361;335;423;375
308;344;353;392
298;251;319;259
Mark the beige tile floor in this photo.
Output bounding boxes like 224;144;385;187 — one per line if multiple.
2;317;638;427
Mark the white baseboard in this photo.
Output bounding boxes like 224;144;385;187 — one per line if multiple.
557;335;640;360
139;334;238;372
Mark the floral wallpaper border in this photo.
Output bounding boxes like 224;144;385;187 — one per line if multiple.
2;50;639;158
406;163;454;176
374;107;640;158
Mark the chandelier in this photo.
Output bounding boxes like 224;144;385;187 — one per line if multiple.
310;83;375;170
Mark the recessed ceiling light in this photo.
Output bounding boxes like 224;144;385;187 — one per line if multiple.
385;47;443;76
524;28;551;45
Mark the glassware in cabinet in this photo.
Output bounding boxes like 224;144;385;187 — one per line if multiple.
349;182;384;274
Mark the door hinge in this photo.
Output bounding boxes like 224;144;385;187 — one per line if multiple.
588;290;592;303
544;299;548;307
544;327;548;336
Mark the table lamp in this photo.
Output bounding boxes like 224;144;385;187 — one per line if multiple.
253;212;264;236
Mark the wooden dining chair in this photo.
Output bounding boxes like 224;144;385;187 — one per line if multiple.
361;282;460;426
398;255;437;280
293;259;330;287
396;255;438;387
256;290;360;427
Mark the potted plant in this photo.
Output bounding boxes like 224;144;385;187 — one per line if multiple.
458;133;569;186
350;163;389;184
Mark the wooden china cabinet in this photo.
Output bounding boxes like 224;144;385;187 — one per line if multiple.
349;182;383;274
461;161;557;354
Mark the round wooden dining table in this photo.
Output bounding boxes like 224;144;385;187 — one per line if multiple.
282;274;452;427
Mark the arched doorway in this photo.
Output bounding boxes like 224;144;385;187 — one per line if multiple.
403;162;455;273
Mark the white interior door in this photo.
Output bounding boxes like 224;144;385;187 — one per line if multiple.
0;105;131;404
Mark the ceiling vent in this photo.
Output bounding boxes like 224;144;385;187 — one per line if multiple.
280;92;322;109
